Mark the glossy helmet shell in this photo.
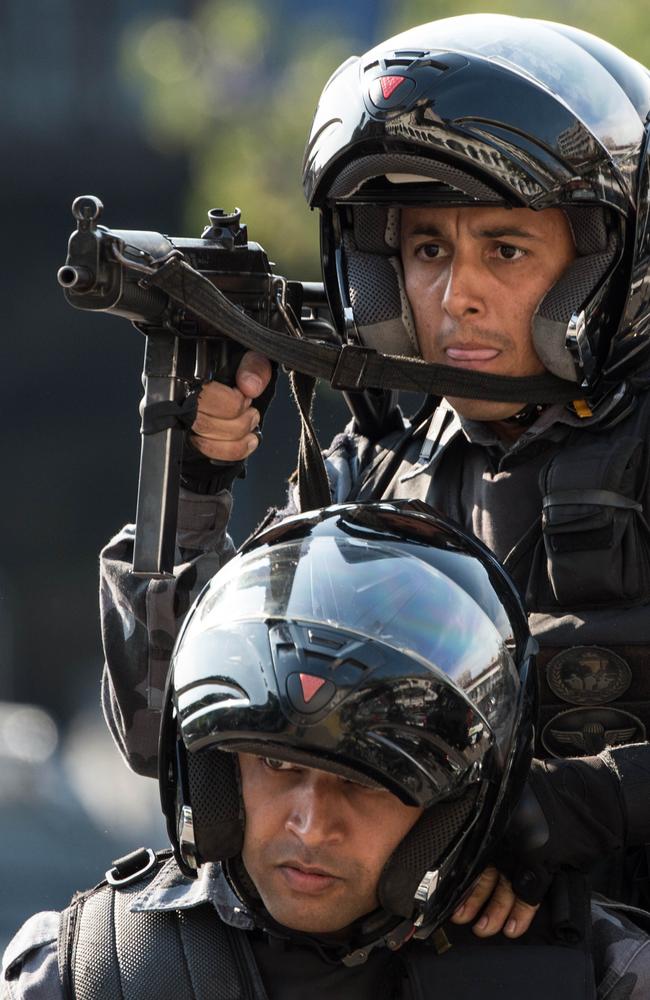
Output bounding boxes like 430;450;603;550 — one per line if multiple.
159;499;536;941
303;14;650;401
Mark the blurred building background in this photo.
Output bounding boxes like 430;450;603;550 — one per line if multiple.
1;0;648;946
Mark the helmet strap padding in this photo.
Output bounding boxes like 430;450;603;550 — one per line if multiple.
533;207;618;381
185;746;244;863
377;788;478;919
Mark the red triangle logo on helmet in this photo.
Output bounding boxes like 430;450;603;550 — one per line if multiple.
379;75;406;100
299;673;327;704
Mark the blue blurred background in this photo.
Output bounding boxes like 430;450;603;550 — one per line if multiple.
2;0;649;946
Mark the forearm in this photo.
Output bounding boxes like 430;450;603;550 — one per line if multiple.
531;744;650;852
100;488;236;777
602;743;650;847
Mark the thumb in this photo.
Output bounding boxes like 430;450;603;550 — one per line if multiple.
236;351;273;400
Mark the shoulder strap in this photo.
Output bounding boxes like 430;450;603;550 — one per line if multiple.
348;401;459;502
58;851;265;1000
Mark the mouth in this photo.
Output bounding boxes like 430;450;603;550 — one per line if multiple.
277;863;342;894
444;345;501;366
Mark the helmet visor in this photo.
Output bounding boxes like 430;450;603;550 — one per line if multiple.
187;535;520;747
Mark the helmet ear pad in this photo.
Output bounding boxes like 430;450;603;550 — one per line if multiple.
343;205;419;356
184;746;244;863
533;207;619;382
377;788;479;919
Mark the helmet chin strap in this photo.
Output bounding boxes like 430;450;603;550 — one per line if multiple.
224;854;426;966
501;403;546;427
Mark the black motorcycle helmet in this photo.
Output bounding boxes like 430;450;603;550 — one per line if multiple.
159;500;536;961
303;14;650;404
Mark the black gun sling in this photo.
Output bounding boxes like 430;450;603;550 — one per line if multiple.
147;257;579;406
146;256;583;514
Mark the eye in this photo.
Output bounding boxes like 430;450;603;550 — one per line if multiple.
261;757;295;772
495;244;526;261
416;242;447;260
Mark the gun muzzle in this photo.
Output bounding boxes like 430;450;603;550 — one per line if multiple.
57;264;95;291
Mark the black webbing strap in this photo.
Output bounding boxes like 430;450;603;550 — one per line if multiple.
543;489;643;511
141;393;198;434
147;258;581;404
288;370;332;509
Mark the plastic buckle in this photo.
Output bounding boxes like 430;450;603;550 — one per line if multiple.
105;847;157;887
330;344;375;390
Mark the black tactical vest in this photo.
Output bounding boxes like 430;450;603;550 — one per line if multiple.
350;392;650;765
58;853;597;1000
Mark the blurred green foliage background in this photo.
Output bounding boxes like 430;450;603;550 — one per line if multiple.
121;0;650;282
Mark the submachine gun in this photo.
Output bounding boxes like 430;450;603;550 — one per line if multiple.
58;195;396;577
58;195;578;577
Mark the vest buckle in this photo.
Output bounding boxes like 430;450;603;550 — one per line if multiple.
106;847;156;887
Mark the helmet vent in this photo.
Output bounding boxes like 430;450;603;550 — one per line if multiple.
307;628;347;650
363;51;449;72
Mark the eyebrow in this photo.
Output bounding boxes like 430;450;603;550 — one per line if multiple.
403;224;542;241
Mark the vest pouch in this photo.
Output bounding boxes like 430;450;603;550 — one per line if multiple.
538;435;650;607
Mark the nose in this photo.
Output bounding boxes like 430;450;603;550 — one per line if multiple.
285;773;345;847
440;252;485;322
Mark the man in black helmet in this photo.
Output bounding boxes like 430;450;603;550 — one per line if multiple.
98;13;650;928
6;503;650;998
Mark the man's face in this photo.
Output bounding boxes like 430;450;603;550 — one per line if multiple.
238;753;422;934
400;205;576;421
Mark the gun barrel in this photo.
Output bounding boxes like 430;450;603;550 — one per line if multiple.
57;264;94;291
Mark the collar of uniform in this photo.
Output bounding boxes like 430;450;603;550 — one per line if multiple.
456;390;626;454
129;858;254;930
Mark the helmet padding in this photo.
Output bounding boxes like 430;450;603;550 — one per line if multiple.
340;191;618;383
378;788;479;918
533;207;618;380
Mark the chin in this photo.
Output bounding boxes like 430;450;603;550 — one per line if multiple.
447;396;525;422
267;905;352;936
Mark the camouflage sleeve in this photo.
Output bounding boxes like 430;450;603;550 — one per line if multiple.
2;912;61;1000
100;424;374;779
100;488;237;778
592;899;650;999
